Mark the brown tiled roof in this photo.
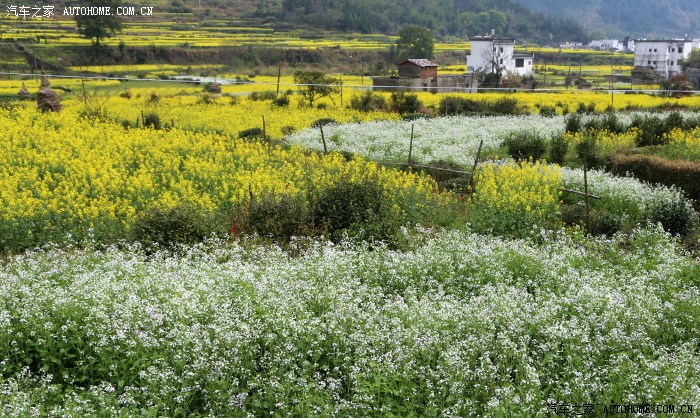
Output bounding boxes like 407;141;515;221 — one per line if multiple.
400;59;438;67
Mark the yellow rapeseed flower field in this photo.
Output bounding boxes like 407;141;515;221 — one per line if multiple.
0;103;442;250
471;160;562;236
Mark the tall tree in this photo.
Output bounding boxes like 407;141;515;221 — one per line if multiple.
393;25;434;63
74;0;124;47
293;70;341;107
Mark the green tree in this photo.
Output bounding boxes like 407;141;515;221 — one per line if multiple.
293;70;341;107
393;25;434;63
74;0;124;47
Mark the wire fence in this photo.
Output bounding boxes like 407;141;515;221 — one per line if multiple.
2;71;700;95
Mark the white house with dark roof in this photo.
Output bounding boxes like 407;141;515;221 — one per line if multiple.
634;38;694;78
466;35;533;76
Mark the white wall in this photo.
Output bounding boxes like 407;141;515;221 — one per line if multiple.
467;38;532;76
634;39;693;78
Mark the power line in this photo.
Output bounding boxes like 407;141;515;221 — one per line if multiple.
1;71;698;94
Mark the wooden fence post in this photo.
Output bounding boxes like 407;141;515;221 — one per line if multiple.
468;139;484;194
320;125;328;154
407;123;414;166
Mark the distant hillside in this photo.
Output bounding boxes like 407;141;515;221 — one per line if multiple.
269;0;587;43
516;0;700;39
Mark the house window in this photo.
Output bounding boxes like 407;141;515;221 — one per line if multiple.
499;59;503;64
671;61;674;66
499;47;504;53
648;61;651;64
515;58;524;67
653;49;657;52
527;60;531;65
672;48;675;52
648;48;652;52
493;47;496;52
679;46;684;53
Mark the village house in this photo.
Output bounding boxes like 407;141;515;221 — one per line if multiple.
373;58;477;93
589;39;624;52
466;35;534;77
633;38;694;78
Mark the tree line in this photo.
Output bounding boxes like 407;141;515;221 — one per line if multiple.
278;0;588;43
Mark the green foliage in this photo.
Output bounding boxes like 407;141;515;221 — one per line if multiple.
389;91;423;114
393;25;434;62
246;194;310;242
419;160;469;193
313;177;400;243
644;188;697;236
239;127;269;141
538;104;557;117
310;118;338;128
630;114;667;146
575;132;598;167
600;112;624;134
74;0;124;46
129;204;223;249
249;91;277;101
548;134;569;165
281;125;297;136
491;97;521;115
142;112;161;130
503;131;547;161
348;90;388;112
561;203;623;236
293;71;341;107
272;94;290;107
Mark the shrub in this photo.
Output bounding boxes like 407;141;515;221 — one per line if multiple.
565;113;582;134
418;160;469;193
630;114;666;146
561;203;623;236
130;204;223;249
490;97;521;115
310;118;338;128
281;125;296;136
349;90;387;112
119;91;132;99
576;102;588;114
239;127;268;141
503;131;547;161
548;134;569;165
249;91;277;101
575;133;598;168
142;112;162;130
438;96;482;115
273;94;290;107
246;194;310;242
663;111;684;132
539;105;557;117
608;154;700;204
313;177;400;243
390;91;422;114
643;188;697;236
600;112;624;134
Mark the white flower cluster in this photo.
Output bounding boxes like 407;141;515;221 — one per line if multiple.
287;115;566;166
1;229;698;415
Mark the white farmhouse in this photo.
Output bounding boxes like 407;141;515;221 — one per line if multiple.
590;39;622;51
466;35;534;76
634;38;694;78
